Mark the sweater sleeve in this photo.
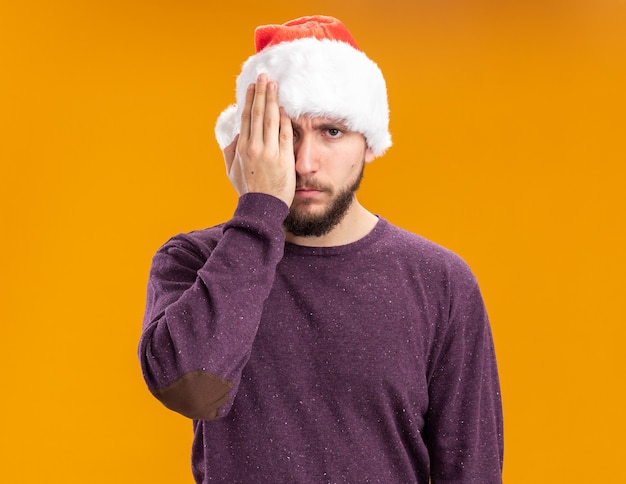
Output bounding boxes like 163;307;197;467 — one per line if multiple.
424;268;504;483
138;193;289;421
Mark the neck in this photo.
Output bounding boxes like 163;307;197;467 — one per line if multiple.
284;198;378;247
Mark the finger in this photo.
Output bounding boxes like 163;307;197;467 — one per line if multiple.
278;108;294;157
239;83;255;142
250;73;269;145
263;80;281;146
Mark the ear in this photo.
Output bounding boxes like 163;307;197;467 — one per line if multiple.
365;146;375;163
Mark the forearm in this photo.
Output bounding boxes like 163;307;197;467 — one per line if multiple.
139;193;289;420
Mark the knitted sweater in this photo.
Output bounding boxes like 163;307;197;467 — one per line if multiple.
139;193;503;483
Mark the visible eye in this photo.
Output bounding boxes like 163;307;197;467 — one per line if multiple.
326;128;343;138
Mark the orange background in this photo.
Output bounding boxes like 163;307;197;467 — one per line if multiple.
1;1;624;482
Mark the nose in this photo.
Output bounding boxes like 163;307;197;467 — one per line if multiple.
293;134;319;176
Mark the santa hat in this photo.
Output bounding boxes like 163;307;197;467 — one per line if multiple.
214;15;391;158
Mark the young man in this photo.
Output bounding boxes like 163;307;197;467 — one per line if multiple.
139;16;503;483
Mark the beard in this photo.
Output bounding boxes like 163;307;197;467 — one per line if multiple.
283;162;365;237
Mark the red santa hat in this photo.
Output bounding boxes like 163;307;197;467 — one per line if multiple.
215;15;391;158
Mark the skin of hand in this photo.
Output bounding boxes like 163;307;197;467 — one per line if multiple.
222;73;296;208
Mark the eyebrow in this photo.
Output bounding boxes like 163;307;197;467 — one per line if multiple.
291;119;350;131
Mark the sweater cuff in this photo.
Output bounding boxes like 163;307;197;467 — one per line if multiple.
223;192;290;237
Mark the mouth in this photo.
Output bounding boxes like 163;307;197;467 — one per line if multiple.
295;187;324;198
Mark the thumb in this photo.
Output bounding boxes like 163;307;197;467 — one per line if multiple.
222;135;239;173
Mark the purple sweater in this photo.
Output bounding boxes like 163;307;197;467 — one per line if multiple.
139;193;503;483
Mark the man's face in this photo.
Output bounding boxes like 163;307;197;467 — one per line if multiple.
283;116;374;237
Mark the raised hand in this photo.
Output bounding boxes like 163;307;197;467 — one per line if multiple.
222;74;295;208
